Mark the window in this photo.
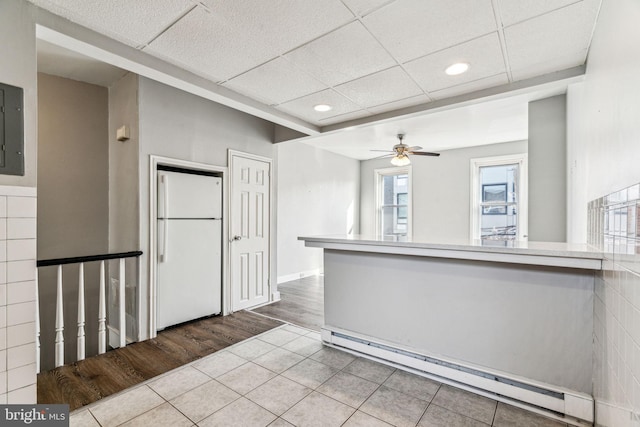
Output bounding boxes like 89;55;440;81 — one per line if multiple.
376;167;411;239
397;193;408;220
470;154;528;243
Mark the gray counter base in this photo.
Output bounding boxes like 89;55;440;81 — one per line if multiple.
324;249;594;395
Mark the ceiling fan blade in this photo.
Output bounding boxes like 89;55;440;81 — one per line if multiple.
410;151;440;157
406;146;422;151
370;154;394;159
370;149;395;153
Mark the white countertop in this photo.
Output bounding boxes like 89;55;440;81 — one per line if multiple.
299;235;604;269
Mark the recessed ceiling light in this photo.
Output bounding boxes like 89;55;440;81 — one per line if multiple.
314;104;332;112
445;62;469;76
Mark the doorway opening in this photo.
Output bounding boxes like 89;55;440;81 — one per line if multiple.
149;156;227;337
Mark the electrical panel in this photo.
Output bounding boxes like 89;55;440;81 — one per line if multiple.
0;82;24;176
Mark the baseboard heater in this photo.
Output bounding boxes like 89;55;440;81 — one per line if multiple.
322;328;593;424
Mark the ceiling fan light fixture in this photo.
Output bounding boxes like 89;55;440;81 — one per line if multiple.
313;104;332;112
445;62;469;76
390;154;411;166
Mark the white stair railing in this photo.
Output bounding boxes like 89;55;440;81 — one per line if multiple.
35;275;41;374
55;265;64;367
119;258;126;349
37;251;142;371
98;260;107;354
77;262;86;362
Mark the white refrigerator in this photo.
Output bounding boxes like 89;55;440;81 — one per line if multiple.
157;169;222;330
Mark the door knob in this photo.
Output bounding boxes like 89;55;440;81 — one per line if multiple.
233;235;242;241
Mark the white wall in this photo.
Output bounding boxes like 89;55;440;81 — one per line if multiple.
137;77;276;337
0;0;38;404
569;5;640;202
360;141;528;241
566;0;640;425
275;142;359;283
567;0;640;242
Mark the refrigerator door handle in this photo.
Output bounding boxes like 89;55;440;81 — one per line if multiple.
160;174;169;262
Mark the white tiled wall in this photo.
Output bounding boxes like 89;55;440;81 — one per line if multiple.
590;183;640;426
0;185;37;404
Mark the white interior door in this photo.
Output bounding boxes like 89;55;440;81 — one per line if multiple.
230;152;271;310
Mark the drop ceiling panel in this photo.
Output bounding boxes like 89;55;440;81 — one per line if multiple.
341;0;397;16
276;89;363;125
223;58;326;105
496;0;578;26
145;7;234;82
200;0;356;73
404;33;506;93
147;0;354;82
429;73;509;100
367;94;431;115
335;66;423;108
504;0;599;73
284;21;397;87
363;0;498;63
30;0;194;47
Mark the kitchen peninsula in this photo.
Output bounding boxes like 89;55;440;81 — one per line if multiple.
299;235;603;424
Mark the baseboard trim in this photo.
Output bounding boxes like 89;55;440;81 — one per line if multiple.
322;327;594;425
277;269;321;284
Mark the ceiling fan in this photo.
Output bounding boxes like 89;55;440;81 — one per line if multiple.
371;134;440;166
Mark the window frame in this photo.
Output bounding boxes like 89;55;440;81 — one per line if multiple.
470;154;528;241
374;166;412;239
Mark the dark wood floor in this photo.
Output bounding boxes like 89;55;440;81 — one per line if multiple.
37;276;324;411
251;275;324;331
37;311;283;411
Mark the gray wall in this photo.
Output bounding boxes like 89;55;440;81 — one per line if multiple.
0;0;38;403
0;0;37;188
360;140;528;241
136;77;277;336
528;95;567;242
275;141;359;282
37;73;109;370
37;73;109;258
108;73;140;342
109;73;140;253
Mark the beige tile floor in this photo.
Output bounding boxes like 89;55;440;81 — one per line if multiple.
69;324;569;427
